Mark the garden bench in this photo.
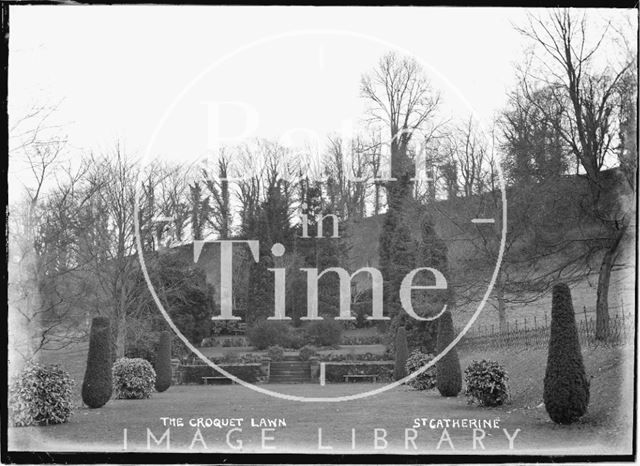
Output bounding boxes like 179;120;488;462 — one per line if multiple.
232;323;247;335
202;376;235;385
344;374;377;383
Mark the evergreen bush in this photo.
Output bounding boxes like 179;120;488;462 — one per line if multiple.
464;360;509;407
9;362;74;426
299;345;317;361
112;358;156;400
405;350;436;390
267;345;285;361
246;321;291;349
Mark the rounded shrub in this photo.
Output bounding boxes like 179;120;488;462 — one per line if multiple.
9;362;74;427
267;345;285;361
82;317;113;408
154;331;172;393
305;320;342;347
286;327;307;349
544;283;590;424
394;327;408;380
246;321;291;350
405;350;436;390
299;345;317;361
464;360;509;407
435;310;462;397
112;358;156;400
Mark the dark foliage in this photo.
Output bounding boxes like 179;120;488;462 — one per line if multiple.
246;182;295;324
304;320;342;347
543;283;590;424
267;345;285;361
82;317;113;408
435;310;462;397
128;251;216;355
246;321;292;349
292;181;350;321
299;345;317;361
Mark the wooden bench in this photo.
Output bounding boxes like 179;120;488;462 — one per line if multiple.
202;376;235;385
344;374;378;383
232;323;247;335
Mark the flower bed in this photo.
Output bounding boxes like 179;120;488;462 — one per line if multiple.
319;352;390;362
341;335;386;345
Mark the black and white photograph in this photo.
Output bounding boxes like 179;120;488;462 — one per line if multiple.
4;4;638;462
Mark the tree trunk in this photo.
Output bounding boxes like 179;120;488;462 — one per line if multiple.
110;312;126;362
496;275;507;333
595;225;627;340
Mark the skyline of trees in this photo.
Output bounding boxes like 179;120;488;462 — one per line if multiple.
8;8;636;361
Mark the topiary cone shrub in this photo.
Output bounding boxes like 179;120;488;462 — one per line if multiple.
435;310;462;397
544;283;590;424
394;326;409;380
154;331;172;393
82;317;113;408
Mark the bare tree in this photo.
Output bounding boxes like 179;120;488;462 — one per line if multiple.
448;116;488;198
361;51;441;205
154;163;190;246
517;8;636;339
203;148;232;239
7;104;76;365
324;134;372;219
75;145;160;359
365;131;385;215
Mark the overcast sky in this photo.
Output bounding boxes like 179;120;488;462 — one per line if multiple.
8;6;636;185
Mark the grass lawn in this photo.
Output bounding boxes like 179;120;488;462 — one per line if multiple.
9;344;634;455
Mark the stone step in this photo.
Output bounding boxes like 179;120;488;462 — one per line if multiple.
282;355;301;361
268;360;311;383
270;368;310;372
271;361;309;366
270;367;310;372
269;378;311;383
270;368;309;372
